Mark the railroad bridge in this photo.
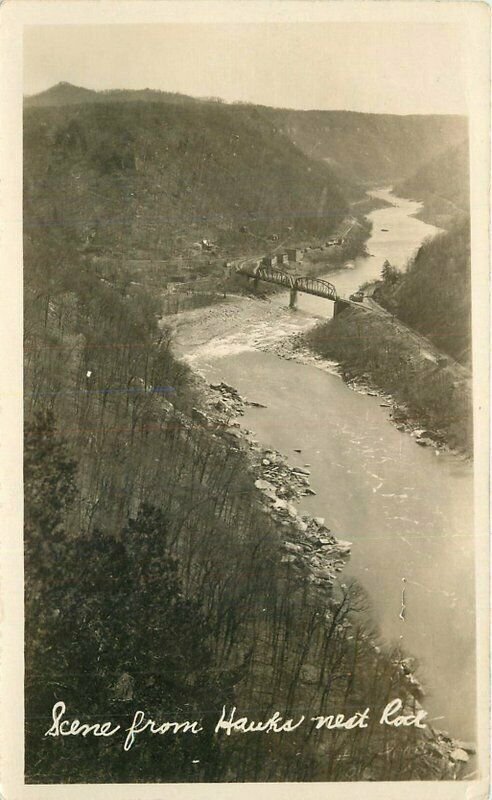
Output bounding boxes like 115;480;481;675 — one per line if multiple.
237;260;341;311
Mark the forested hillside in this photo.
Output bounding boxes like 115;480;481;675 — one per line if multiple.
24;100;347;260
374;217;471;365
25;83;468;190
394;140;469;227
261;108;467;184
24;81;198;108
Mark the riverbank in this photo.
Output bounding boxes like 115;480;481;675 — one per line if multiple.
190;377;353;591
169;292;318;359
161;212;374;316
170;287;472;456
391;188;463;229
170;308;476;774
301;305;472;454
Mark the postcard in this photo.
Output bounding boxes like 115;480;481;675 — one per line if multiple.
0;2;490;798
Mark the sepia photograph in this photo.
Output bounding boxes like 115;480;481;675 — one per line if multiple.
0;1;489;795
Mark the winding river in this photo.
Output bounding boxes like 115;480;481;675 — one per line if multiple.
182;189;475;743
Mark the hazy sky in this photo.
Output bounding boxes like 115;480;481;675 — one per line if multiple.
24;22;467;115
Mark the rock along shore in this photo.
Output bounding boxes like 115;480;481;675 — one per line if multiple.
260;331;468;457
193;378;352;593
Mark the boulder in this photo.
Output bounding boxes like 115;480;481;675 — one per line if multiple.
273;498;291;514
450;748;469;763
420;429;443;443
191;407;210;424
254;478;278;499
454;740;476;755
282;541;304;555
310;566;335;581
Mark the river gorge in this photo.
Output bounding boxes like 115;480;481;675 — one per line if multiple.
173;189;475;746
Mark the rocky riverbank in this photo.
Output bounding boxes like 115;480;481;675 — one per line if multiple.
169;294;310;356
192;378;352;592
266;306;473;456
169;291;471;456
260;331;458;453
177;358;475;776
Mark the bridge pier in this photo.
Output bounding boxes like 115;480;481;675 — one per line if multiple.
289;287;298;309
334;298;350;316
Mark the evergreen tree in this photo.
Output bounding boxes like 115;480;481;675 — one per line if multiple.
25;414;232;783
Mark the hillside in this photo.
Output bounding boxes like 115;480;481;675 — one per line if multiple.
25;84;468;193
373;217;471;365
261;108;467;185
24;100;348;260
24;81;198;109
304;303;472;453
394;140;469;227
302;215;472;452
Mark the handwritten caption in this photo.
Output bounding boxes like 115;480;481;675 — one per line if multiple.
45;700;427;751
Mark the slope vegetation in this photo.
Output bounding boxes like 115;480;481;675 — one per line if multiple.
24;80;198;108
25;84;468;192
304;217;472;451
262;108;467;185
24;100;347;259
375;216;472;364
394;140;469;227
306;303;472;452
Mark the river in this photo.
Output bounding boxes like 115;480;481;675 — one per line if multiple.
180;188;475;743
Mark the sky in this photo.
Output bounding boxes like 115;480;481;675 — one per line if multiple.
24;22;468;115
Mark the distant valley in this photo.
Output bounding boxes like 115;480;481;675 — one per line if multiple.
394;139;469;227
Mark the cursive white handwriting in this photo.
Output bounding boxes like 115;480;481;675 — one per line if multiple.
311;707;370;730
215;706;305;736
379;698;427;728
124;710;203;751
45;701;120;738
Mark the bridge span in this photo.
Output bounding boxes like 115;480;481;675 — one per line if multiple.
237;260;338;309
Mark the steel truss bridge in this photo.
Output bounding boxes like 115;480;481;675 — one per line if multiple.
237;261;338;307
